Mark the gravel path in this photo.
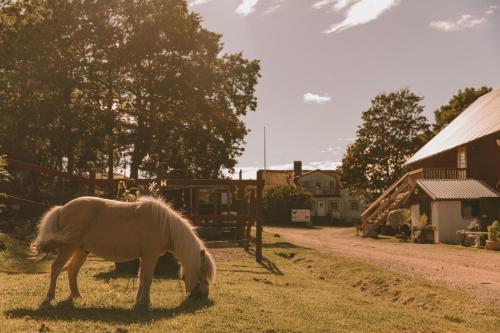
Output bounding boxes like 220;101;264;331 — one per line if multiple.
266;226;500;308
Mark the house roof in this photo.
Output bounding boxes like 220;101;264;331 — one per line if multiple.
416;179;500;201
296;169;337;179
405;88;500;166
261;170;294;186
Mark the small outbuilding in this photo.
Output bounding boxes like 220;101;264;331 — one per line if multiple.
409;179;500;243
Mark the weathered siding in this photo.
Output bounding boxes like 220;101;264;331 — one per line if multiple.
408;133;500;189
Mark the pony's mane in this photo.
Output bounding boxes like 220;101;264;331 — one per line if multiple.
139;196;216;289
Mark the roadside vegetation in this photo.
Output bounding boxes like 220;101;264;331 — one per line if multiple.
0;233;498;333
262;185;313;225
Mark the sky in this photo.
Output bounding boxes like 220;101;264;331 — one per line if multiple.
187;0;500;179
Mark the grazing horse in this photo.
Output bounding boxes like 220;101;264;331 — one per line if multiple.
30;196;216;306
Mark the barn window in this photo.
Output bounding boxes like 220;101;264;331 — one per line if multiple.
457;146;467;169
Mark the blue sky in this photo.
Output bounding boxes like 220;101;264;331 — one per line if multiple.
188;0;500;178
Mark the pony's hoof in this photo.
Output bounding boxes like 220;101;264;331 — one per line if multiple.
39;298;53;308
133;302;151;310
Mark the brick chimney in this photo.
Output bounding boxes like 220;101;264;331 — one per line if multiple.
293;161;302;178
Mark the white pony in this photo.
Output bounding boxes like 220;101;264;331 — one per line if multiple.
31;196;216;306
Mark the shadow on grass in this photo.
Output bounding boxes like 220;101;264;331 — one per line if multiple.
5;298;214;324
262;241;299;249
246;248;283;275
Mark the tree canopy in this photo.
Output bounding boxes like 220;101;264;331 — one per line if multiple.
0;0;260;184
338;89;431;201
433;87;492;134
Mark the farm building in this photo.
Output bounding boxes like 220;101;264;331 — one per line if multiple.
261;161;366;223
362;88;500;243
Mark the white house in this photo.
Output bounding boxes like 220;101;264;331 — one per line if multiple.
261;161;366;223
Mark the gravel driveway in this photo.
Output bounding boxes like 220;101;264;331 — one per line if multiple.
266;226;500;307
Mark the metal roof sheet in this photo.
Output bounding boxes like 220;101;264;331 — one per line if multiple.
405;88;500;165
416;179;500;200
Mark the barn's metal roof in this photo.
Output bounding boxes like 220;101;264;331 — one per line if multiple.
416;179;500;201
405;88;500;165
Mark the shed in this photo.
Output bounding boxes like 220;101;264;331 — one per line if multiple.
409;179;500;243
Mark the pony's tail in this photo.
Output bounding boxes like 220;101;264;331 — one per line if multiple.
30;206;63;260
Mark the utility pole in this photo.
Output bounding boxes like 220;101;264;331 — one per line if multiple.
264;126;267;170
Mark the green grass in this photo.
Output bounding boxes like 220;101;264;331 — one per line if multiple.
0;232;499;332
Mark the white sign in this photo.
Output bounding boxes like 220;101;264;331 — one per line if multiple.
291;209;311;223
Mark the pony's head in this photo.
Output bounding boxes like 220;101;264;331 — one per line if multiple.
185;249;216;299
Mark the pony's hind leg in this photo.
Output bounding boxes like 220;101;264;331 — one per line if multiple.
45;244;76;302
67;248;89;299
135;255;159;307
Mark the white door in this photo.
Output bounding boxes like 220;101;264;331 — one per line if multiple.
317;200;326;216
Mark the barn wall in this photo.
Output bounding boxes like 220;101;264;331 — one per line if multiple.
407;132;500;189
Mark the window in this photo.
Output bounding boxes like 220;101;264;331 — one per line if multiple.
457;146;467;169
461;200;480;218
328;200;339;211
315;181;321;189
329;181;335;189
350;200;359;211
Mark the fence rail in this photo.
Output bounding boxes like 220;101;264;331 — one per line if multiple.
423;168;467;179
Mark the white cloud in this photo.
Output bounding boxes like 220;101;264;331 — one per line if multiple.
313;0;356;11
430;14;486;32
264;0;287;15
324;0;400;33
317;146;343;154
303;92;332;104
485;5;497;15
236;0;260;16
313;0;336;10
188;0;213;6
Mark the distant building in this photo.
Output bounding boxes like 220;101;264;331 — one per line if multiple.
363;88;500;243
261;161;366;223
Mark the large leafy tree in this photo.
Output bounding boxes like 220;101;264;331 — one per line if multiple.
338;89;431;201
433;87;492;133
0;0;260;190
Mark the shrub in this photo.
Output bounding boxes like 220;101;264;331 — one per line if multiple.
262;185;313;225
488;221;500;242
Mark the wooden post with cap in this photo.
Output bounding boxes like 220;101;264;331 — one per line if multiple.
256;170;264;262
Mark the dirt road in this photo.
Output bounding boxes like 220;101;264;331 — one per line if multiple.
266;226;500;307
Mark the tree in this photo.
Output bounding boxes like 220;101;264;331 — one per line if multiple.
0;0;260;202
338;89;431;201
262;185;313;225
433;87;492;133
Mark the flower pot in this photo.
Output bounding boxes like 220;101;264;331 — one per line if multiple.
485;240;500;251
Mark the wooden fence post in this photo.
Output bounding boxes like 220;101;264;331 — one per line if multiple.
89;171;96;196
256;170;264;262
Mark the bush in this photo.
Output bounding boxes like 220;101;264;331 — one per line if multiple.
263;185;313;225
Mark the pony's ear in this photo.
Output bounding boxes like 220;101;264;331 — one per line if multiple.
200;249;206;258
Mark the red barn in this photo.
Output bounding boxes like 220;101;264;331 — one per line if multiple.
362;88;500;243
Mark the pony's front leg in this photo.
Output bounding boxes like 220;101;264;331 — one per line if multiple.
135;255;159;307
67;248;89;299
44;245;75;303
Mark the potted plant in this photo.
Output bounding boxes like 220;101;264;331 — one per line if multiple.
486;221;500;251
414;214;435;243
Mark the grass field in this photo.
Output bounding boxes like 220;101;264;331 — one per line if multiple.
0;232;499;333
